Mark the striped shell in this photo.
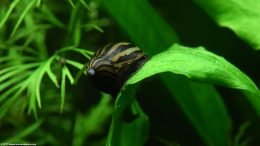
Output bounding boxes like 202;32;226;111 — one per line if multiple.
87;42;148;97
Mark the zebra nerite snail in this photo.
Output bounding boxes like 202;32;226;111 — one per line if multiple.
86;42;148;97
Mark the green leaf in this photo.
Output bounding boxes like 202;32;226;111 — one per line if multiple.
0;63;39;80
82;23;104;33
0;71;30;91
65;59;84;69
57;46;93;59
26;57;55;111
128;44;260;111
46;56;59;88
233;122;251;146
68;1;81;46
23;14;48;59
0;82;24;103
100;0;231;145
63;65;74;85
46;67;59;88
7;24;51;45
4;119;43;142
40;5;65;28
73;63;87;85
128;44;259;95
10;0;37;37
0;96;18;119
0;0;20;29
0;84;26;119
60;66;67;112
36;0;42;7
34;62;49;108
27;82;37;118
79;0;90;11
107;90;149;146
194;0;260;50
68;0;76;8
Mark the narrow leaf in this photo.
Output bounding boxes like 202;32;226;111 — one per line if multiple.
0;84;26;119
40;5;65;28
46;56;59;88
46;69;59;88
65;59;84;69
27;82;37;118
10;0;37;37
79;0;90;11
57;47;93;59
0;82;24;103
68;0;76;8
60;66;66;112
0;0;20;29
73;63;87;85
4;119;43;142
63;65;74;84
0;71;30;91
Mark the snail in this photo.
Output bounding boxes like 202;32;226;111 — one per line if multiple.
86;42;148;97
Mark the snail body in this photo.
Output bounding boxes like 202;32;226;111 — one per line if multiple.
87;42;148;97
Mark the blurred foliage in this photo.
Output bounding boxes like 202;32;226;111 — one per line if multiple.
0;0;260;146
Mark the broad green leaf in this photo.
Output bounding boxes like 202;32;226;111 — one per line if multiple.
194;0;260;50
128;44;260;111
100;0;231;145
128;44;259;94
